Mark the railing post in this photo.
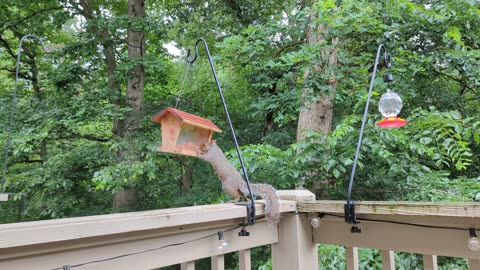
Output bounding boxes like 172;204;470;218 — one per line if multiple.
346;246;359;270
423;254;438;270
211;255;224;270
181;261;195;270
272;190;318;270
381;250;395;270
469;259;480;270
239;249;251;270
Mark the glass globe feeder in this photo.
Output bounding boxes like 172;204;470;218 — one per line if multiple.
376;89;408;128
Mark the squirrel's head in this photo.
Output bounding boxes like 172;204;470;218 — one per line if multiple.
197;140;216;156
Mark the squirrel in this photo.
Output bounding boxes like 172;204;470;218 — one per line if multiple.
197;140;279;224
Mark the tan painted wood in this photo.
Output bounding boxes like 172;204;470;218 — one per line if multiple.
0;219;277;270
313;216;480;259
423;254;438;270
0;194;7;201
298;200;480;217
272;213;319;270
211;255;224;270
181;261;195;270
469;259;480;270
160;114;183;152
381;250;395;270
346;246;359;270
239;249;251;270
0;200;294;251
276;190;316;202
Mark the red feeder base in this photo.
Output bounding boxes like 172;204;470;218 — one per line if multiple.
376;116;408;128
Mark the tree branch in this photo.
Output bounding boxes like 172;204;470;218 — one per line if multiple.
0;67;32;80
0;34;17;59
273;39;306;58
62;132;112;142
223;0;249;25
432;69;477;95
57;124;112;142
0;6;64;33
24;158;43;164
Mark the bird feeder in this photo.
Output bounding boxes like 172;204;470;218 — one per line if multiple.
0;193;8;202
151;107;222;157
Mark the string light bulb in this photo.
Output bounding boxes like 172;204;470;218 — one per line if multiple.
311;217;321;229
217;231;228;252
468;228;480;252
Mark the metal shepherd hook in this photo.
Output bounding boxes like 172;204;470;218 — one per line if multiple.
1;35;51;194
345;44;392;232
187;38;256;227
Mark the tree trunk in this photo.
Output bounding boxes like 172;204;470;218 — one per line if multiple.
77;0;124;137
112;188;137;210
77;0;145;209
31;57;48;163
296;9;339;199
296;15;338;142
179;157;193;193
113;0;145;209
124;0;145;136
263;82;277;136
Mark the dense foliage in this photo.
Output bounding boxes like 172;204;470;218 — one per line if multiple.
1;0;479;269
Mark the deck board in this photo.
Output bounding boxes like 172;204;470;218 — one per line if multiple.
298;200;480;217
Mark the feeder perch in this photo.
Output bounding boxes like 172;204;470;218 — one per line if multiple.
151;107;222;157
0;193;8;202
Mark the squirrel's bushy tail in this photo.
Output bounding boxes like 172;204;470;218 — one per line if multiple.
241;183;279;224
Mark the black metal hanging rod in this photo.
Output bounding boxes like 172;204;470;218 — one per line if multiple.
1;35;51;194
345;44;392;232
186;38;256;226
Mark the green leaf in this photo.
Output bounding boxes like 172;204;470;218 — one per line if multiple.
474;131;480;144
333;169;340;179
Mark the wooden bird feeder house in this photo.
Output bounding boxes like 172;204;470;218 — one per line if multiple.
151;107;222;157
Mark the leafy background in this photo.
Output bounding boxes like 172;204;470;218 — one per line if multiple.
0;0;479;269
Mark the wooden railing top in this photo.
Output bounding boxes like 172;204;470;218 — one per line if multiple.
0;191;314;270
0;200;296;249
307;200;480;260
298;200;480;218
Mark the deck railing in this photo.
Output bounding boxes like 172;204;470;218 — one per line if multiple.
1;190;479;270
299;200;480;270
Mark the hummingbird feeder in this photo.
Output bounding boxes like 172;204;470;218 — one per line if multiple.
376;89;408;128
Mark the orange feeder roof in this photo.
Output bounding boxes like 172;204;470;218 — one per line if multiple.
151;107;222;133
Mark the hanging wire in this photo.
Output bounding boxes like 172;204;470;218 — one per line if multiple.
51;224;243;270
175;61;191;109
1;35;51;193
324;213;474;232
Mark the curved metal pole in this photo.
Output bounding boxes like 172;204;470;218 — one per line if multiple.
187;38;256;226
1;35;50;193
345;44;390;227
